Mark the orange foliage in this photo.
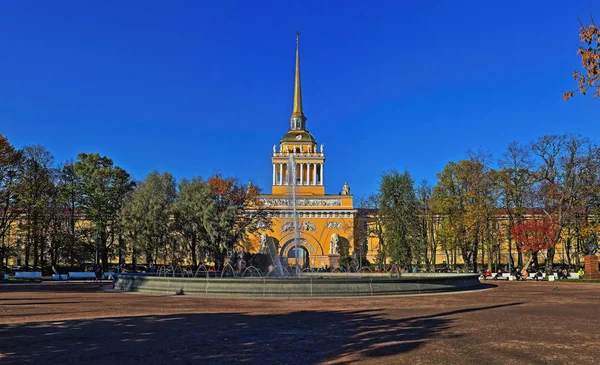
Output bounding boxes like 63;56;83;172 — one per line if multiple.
565;21;600;100
510;220;559;253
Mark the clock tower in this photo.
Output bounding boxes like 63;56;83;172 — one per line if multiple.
271;31;325;196
253;32;359;270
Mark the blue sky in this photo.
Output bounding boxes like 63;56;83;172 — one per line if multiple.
1;0;599;197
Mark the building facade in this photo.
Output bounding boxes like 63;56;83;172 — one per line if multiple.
247;34;372;269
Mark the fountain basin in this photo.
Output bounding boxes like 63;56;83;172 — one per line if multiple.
112;273;481;297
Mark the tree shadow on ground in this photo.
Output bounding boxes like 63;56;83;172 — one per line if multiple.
0;302;522;365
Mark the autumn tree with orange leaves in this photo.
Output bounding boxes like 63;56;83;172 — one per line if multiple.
564;18;600;100
203;175;271;269
511;220;559;277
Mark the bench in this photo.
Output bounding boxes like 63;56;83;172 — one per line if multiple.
526;273;546;280
14;272;42;280
52;274;69;281
102;272;116;280
556;272;582;280
68;272;96;280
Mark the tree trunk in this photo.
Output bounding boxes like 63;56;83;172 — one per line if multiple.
507;234;514;270
546;245;556;275
452;249;456;271
118;234;124;265
132;238;137;272
100;230;109;271
522;253;535;278
462;251;470;272
472;241;479;274
481;243;486;272
566;237;572;269
191;234;197;267
25;233;31;271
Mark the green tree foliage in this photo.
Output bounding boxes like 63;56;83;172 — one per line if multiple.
417;179;437;272
0;134;22;254
204;175;271;269
495;142;535;269
356;194;387;268
377;170;423;269
120;171;177;268
432;153;498;273
16;145;55;270
172;177;212;267
74;153;134;270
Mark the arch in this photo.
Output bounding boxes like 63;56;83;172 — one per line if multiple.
278;231;323;256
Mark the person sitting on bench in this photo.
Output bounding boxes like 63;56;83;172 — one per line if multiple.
493;269;503;280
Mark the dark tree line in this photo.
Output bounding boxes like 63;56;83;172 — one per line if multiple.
0;134;270;273
360;134;600;274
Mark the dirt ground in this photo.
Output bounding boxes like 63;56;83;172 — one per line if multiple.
0;281;599;365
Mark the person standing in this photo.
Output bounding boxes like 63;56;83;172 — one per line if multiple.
94;263;102;282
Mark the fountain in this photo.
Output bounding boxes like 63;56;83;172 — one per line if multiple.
112;150;482;296
288;154;301;276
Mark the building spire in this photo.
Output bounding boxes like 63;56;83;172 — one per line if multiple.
290;31;307;130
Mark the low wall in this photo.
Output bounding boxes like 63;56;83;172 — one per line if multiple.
112;273;481;297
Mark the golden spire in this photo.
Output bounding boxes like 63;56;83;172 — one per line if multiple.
291;30;305;118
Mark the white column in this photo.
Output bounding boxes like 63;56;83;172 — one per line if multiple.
304;163;308;185
320;163;324;185
272;164;276;185
299;163;304;185
279;163;283;185
312;163;316;185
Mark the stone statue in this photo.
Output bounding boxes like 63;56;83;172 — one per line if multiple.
273;145;276;154
320;143;324;153
341;182;350;195
259;233;268;254
586;233;598;256
330;233;340;255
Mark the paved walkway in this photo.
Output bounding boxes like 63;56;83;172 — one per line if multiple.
1;281;598;364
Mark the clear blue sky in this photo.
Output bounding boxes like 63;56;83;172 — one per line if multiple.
1;1;599;197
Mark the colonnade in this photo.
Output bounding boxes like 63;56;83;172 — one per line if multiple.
272;162;324;186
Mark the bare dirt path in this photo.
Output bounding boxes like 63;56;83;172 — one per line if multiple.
1;281;598;364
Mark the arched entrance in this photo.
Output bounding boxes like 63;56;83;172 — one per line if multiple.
280;239;311;269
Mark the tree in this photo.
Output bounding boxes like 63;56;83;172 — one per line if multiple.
356;194;386;268
54;162;84;266
173;177;212;267
496;141;535;270
377;170;423;269
0;134;22;260
417;179;437;272
511;219;559;276
140;171;176;266
432;154;497;273
531;134;591;273
74;153;134;270
203;175;270;269
564;19;600;100
16;145;55;271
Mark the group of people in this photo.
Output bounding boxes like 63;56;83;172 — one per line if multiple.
481;266;586;280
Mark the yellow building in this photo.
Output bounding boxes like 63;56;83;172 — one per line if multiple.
248;33;370;269
245;34;596;273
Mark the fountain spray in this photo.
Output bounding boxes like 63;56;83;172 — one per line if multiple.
288;154;299;277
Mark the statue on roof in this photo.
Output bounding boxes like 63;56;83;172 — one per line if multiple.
341;182;350;195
